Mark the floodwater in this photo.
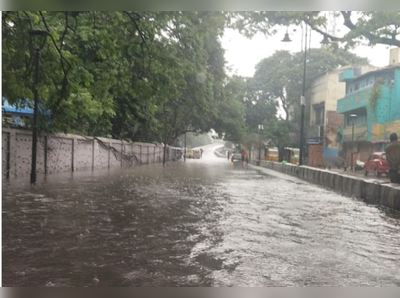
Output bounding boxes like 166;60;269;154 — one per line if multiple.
2;144;400;286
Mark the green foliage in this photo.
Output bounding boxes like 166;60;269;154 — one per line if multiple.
3;11;381;148
252;48;367;124
213;75;247;143
368;79;383;113
2;11;228;144
245;48;368;148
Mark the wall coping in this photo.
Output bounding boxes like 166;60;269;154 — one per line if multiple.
2;128;166;147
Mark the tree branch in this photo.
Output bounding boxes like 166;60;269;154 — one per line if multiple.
302;18;340;42
123;11;148;48
39;11;73;114
59;12;69;53
303;12;400;47
340;11;400;47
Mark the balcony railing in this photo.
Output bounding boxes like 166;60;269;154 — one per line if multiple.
337;125;368;143
337;88;371;114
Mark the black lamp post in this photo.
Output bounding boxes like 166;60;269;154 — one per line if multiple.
163;109;170;166
258;124;264;165
29;29;50;184
349;113;357;172
282;22;308;166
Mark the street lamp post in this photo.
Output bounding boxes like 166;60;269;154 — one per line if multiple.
258;124;264;165
163;109;170;166
282;22;308;166
29;29;50;184
184;126;187;162
349;114;357;172
299;24;308;166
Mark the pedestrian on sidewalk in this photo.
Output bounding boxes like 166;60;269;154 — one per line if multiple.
385;132;400;184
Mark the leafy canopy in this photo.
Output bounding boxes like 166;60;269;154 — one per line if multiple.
231;11;400;48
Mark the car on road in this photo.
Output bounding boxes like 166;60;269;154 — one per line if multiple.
231;151;242;161
188;149;202;159
364;152;389;177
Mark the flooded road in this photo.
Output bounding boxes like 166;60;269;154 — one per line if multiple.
3;144;400;286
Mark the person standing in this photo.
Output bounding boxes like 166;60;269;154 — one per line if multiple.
230;152;235;169
385;132;400;184
241;149;247;169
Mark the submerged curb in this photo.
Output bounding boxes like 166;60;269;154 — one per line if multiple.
258;161;400;211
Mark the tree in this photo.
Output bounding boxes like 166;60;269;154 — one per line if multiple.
151;11;227;145
213;75;247;144
243;48;369;149
2;11;229;145
231;11;400;48
252;48;368;123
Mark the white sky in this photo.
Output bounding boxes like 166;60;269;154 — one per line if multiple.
221;27;392;78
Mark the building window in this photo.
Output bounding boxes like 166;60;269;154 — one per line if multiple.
313;103;325;125
368;78;374;85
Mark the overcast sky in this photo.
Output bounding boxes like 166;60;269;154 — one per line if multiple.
221;27;392;78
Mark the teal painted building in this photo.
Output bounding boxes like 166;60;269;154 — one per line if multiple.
336;65;400;163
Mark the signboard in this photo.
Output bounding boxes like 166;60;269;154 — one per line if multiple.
300;96;305;106
308;137;320;144
306;125;320;138
385;120;400;138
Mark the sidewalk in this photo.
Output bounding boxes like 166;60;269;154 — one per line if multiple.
255;160;400;211
324;166;391;184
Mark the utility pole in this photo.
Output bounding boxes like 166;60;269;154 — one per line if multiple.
31;47;40;183
299;22;308;166
29;29;50;183
163;109;170;166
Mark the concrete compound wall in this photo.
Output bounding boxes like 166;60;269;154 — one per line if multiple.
260;160;400;212
2;128;175;180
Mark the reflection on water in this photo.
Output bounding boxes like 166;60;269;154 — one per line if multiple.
3;147;400;286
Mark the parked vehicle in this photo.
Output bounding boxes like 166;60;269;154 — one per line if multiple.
364;152;389;177
282;147;300;165
265;147;279;162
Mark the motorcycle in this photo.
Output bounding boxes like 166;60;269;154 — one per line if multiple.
354;160;365;172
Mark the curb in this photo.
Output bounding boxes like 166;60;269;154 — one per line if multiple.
258;161;400;211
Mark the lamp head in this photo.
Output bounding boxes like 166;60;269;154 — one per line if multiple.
320;35;330;45
29;30;51;38
28;29;51;51
281;32;292;42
